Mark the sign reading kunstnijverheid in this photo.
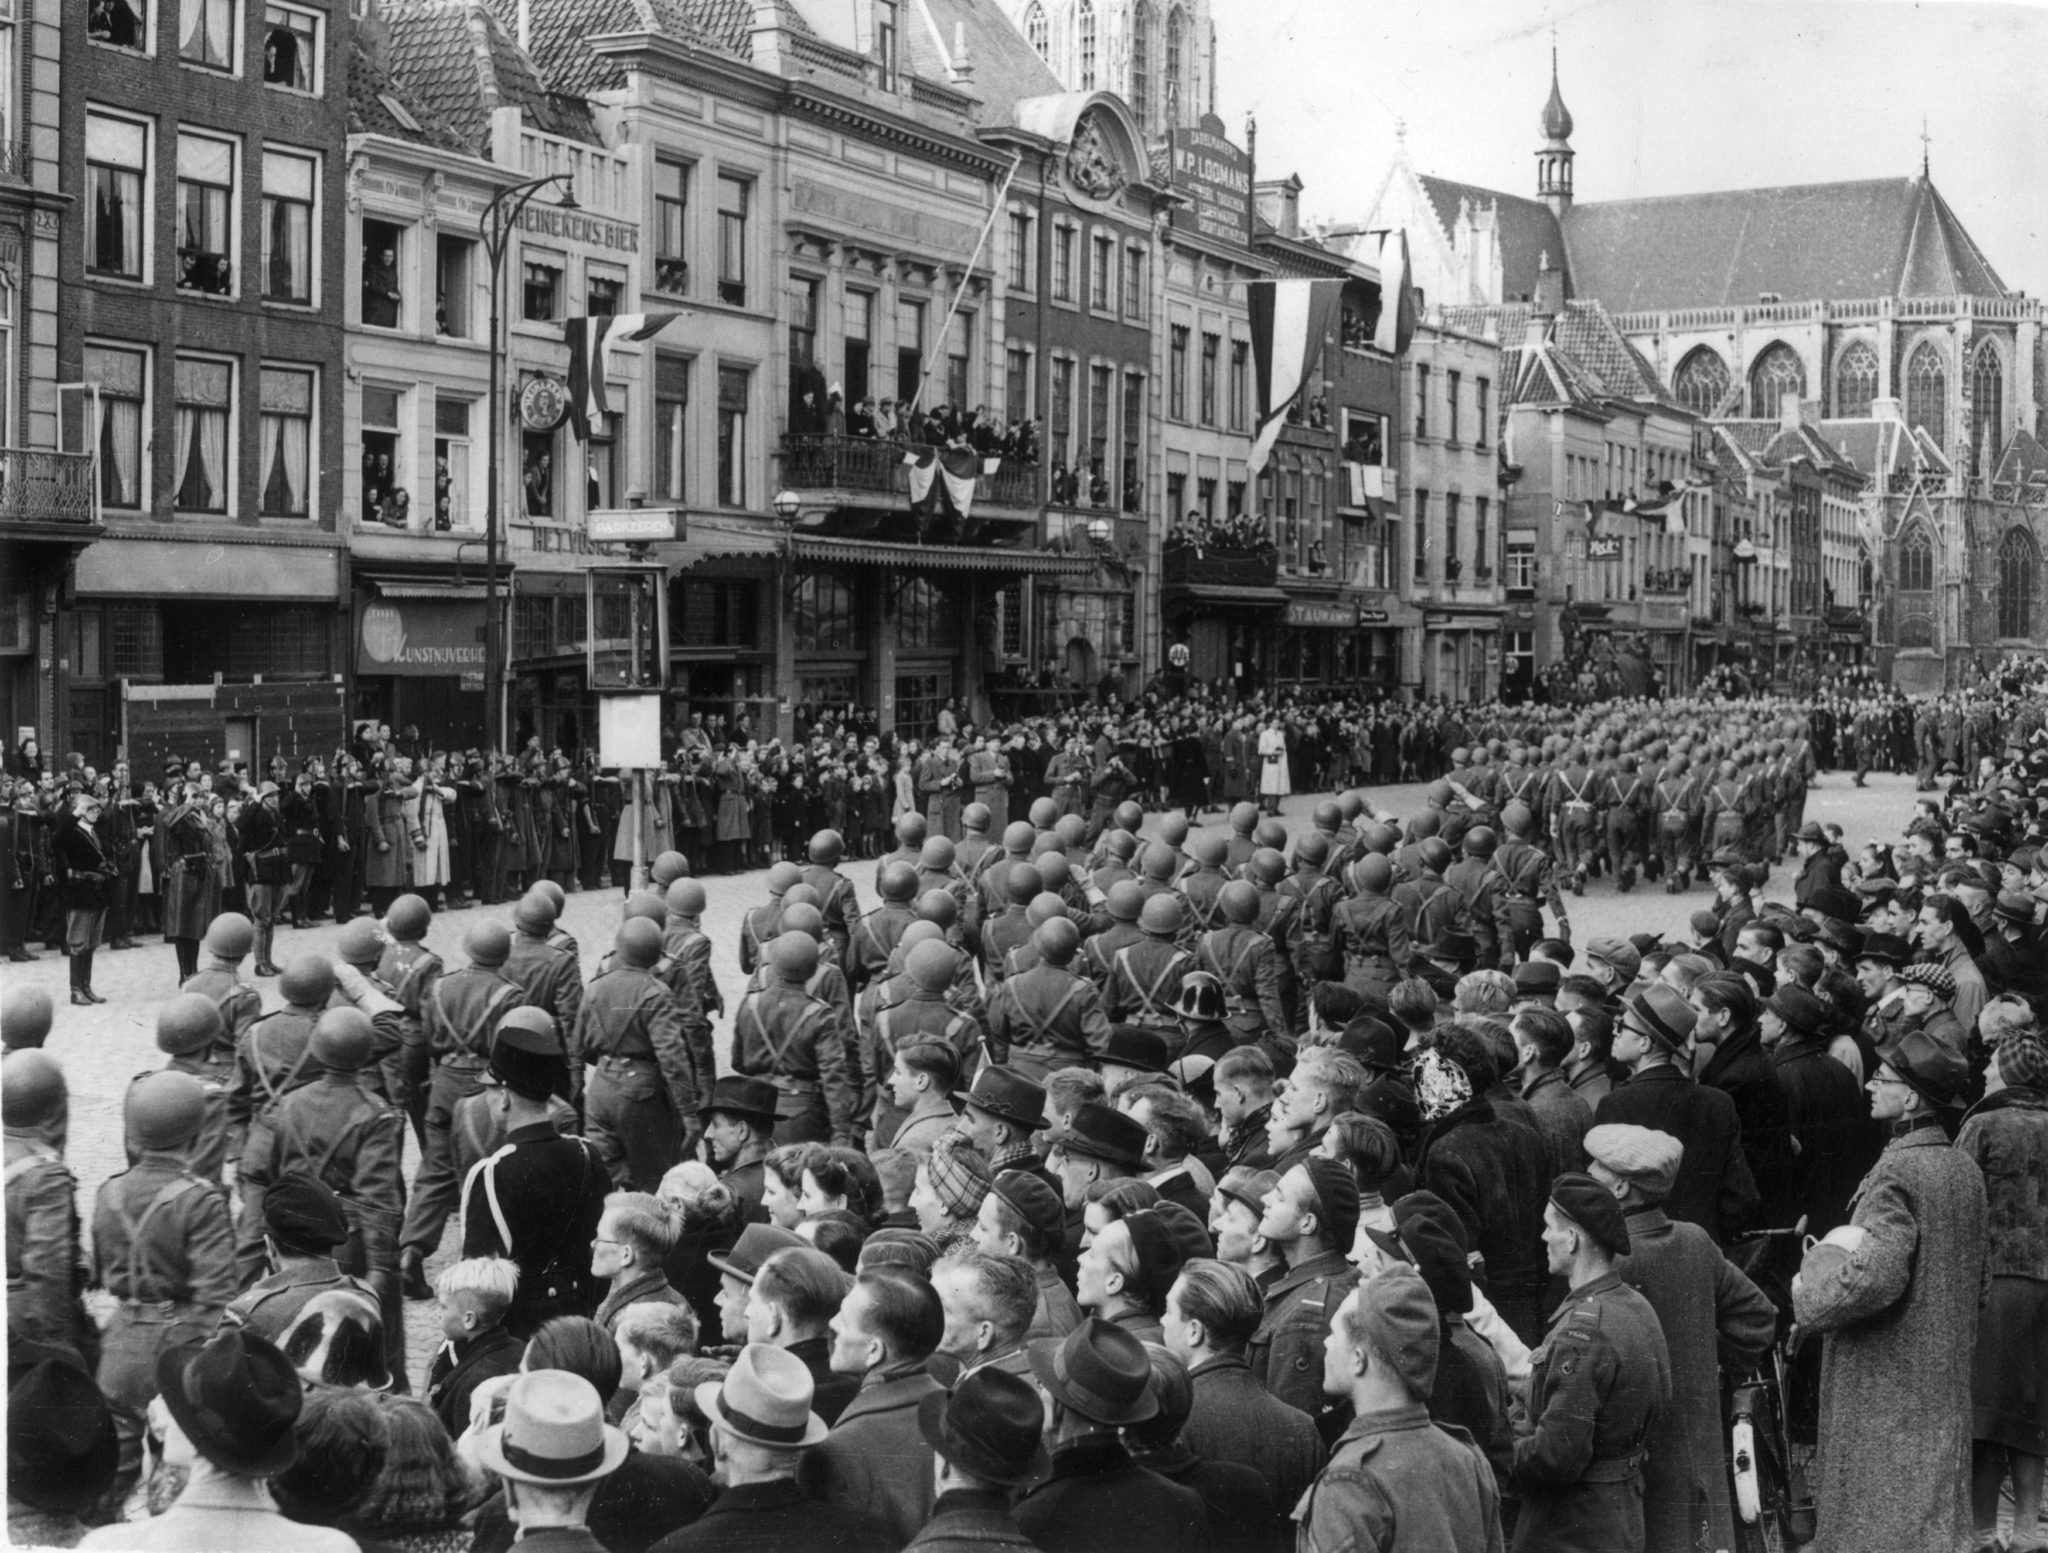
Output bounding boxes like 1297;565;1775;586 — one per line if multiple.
1168;114;1253;249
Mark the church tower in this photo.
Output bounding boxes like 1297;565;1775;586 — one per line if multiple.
994;0;1215;136
1536;45;1574;217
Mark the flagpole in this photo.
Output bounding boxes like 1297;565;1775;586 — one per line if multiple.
905;153;1021;418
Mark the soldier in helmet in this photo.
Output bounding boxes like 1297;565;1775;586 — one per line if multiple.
1446;826;1516;973
740;860;802;977
4;1048;96;1366
505;887;584;1050
866;938;981;1143
1281;834;1343;990
396;920;524;1300
986;918;1112;1083
1;983;55;1053
1391;836;1462;949
92;1069;238;1509
1495;802;1571;956
1601;752;1650;894
1105;893;1194;1030
1179;831;1232;934
376;891;444;1145
730;929;855;1145
142;994;233;1184
228;951;335;1243
850;861;921;992
252;1007;407;1379
180;910;264;1053
1332;854;1412;998
980;861;1044;986
1199;880;1288;1056
578;915;701;1191
955;802;997;878
799;829;863;962
1549;746;1601;893
1650;757;1701;894
662;877;722;1030
1080;880;1146;990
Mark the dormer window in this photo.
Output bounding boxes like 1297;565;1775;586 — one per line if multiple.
874;0;897;89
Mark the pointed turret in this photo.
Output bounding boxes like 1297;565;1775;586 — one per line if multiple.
1536;42;1574;217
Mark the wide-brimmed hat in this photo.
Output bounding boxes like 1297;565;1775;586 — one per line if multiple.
694;1343;829;1449
1854;932;1912;967
1046;1101;1148;1170
1102;1026;1171;1074
952;1065;1047;1131
8;1357;118;1514
706;1223;805;1283
1877;1025;1971;1111
156;1329;304;1477
702;1075;780;1129
1027;1318;1157;1426
1621;984;1696;1052
917;1367;1050;1486
476;1370;629;1487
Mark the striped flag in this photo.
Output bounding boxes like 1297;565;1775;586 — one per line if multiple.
563;312;683;441
1247;278;1344;477
1373;230;1417;356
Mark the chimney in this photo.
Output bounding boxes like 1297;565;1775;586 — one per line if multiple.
1254;177;1302;240
750;0;786;73
1532;249;1564;320
950;19;975;84
1871;396;1903;424
518;0;531;52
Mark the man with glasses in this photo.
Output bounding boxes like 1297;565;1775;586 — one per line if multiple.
1592;984;1757;1245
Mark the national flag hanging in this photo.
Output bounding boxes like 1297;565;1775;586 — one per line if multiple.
904;446;985;524
1373;229;1418;356
563;312;684;442
1248;278;1344;478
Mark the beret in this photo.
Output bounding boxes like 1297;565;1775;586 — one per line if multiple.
262;1174;350;1250
1550;1171;1631;1258
1352;1263;1441;1397
990;1170;1065;1245
1583;1124;1683;1199
1299;1157;1361;1254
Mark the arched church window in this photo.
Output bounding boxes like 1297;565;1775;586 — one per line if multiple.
1748;343;1805;420
1899;524;1934;593
1834;341;1878;418
1999;527;2036;640
1906;341;1947;445
1076;0;1097;90
1130;3;1154;125
1023;1;1047;58
1672;347;1730;417
1974;340;2005;475
1165;6;1185;119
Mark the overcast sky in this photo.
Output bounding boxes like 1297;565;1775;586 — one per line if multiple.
1212;0;2048;302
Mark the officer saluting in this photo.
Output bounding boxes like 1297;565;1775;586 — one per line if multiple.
1510;1172;1672;1553
578;915;701;1189
460;1008;609;1339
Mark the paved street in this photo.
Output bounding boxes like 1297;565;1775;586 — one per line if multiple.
7;770;1916;1387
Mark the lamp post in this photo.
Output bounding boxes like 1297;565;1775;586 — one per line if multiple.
772;490;802;741
480;172;578;753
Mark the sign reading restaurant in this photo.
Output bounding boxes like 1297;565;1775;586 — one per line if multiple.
520;203;640;254
1167;114;1253;248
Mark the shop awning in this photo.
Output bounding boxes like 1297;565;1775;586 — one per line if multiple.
791;535;1098;576
76;537;341;600
361;576;488;601
1167;583;1289;608
681;516;785;566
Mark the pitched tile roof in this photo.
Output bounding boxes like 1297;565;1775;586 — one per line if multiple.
1455;299;1673;415
348;35;473;151
499;0;812;98
384;1;595;152
910;0;1064;122
1562;176;2010;313
1417;176;1566;303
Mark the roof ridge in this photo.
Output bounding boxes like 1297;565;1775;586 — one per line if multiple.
1573;174;1918;211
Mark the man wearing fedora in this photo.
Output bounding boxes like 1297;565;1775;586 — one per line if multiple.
1591;983;1758;1245
460;1010;612;1338
1793;820;1844;912
9;1350;119;1548
1014;1318;1208;1553
649;1344;893;1553
700;1075;781;1225
79;1328;358;1552
905;1367;1049;1553
954;1065;1056;1187
473;1369;630;1553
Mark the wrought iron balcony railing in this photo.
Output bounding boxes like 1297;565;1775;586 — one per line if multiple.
779;433;1039;508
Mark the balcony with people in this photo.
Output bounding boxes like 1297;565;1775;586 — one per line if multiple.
1162;512;1281;590
778;391;1040;513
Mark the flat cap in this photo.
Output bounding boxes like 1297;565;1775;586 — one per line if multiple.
1585;936;1642;982
1583;1124;1683;1199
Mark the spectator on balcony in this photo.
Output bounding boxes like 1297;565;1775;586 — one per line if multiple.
824;390;847;438
850;399;876;440
1088;465;1111;508
875;400;900;442
1309;542;1329;576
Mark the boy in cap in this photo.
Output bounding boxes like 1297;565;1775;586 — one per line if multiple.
1512;1172;1672;1553
1296;1264;1502;1553
1586;1124;1774;1553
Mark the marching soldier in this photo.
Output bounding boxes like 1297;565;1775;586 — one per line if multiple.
1447;826;1517;973
333;917;411;1114
227;952;335;1251
1179;831;1232;934
981;861;1045;985
1332;854;1413;998
1511;1173;1673;1551
740;860;802;977
664;876;724;1062
1104;894;1193;1030
1498;746;1548;841
1496;802;1570;956
505;887;584;1044
4;1049;97;1365
1198;881;1288;1054
850;862;921;992
1391;836;1463;948
92;1070;238;1510
730;929;856;1146
1699;760;1750;865
376;891;444;1148
143;994;234;1184
1601;752;1650;894
1281;833;1343;989
397;920;524;1299
866;939;982;1144
986;918;1113;1083
1080;879;1147;989
1549;745;1601;893
799;828;864;962
577;915;701;1190
1651;756;1700;893
179;910;264;1053
256;1008;407;1383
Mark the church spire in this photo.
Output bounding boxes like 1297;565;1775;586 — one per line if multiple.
1537;34;1574;214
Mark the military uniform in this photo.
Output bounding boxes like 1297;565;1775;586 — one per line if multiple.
92;1151;237;1489
1292;1402;1503;1553
1248;1249;1360;1435
376;937;444;1142
1332;890;1413;997
800;859;864;960
132;1054;233;1185
731;977;856;1145
1600;765;1649;892
1197;923;1286;1047
1446;853;1516;971
1280;865;1342;986
577;961;700;1189
1080;915;1146;990
1650;768;1699;892
985;961;1112;1084
665;915;725;1024
251;1070;405;1294
179;965;263;1048
227;1006;324;1234
1179;866;1229;934
1509;1270;1673;1553
222;1255;379;1342
460;1118;610;1338
866;988;982;1143
396;965;523;1261
1549;762;1600;887
1494;834;1568;956
504;929;584;1044
5;1134;96;1362
739;898;783;978
1103;935;1192;1029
